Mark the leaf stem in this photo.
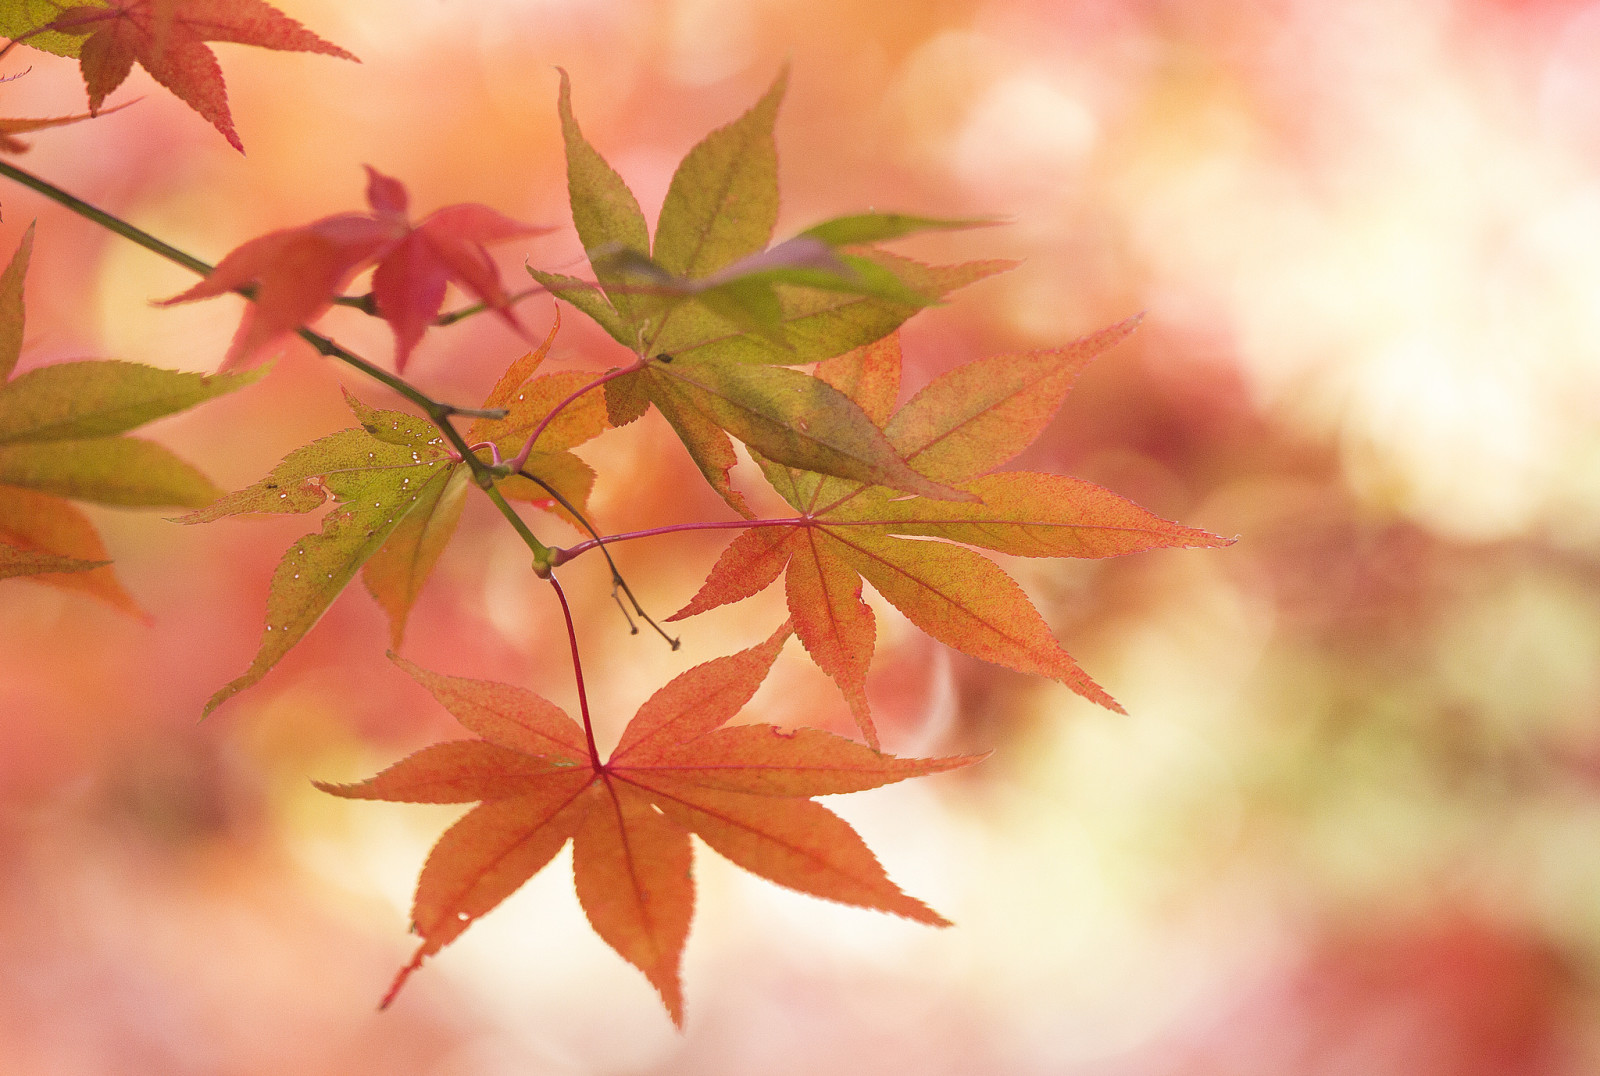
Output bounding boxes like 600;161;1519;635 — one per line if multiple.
433;287;542;327
479;481;555;571
550;516;808;565
516;468;677;649
548;573;602;769
507;356;649;472
0;158;214;275
330;285;542;327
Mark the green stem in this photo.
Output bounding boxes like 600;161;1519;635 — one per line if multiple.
0;158;215;276
433;286;542;327
482;482;555;571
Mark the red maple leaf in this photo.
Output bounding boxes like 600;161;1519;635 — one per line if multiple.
317;625;980;1024
664;323;1235;746
161;165;551;371
40;0;355;151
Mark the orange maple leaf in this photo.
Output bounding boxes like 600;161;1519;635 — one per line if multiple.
317;625;979;1024
0;102;124;153
161;165;551;372
43;0;356;151
664;323;1235;746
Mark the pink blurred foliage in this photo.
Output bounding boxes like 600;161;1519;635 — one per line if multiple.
1125;914;1581;1076
1;0;1599;1070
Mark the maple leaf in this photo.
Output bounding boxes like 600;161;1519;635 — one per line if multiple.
0;100;128;153
667;324;1236;746
316;625;980;1024
159;165;550;372
180;315;606;713
0;223;253;613
529;69;1009;515
0;0;357;151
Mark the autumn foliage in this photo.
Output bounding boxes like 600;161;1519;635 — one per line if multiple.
0;0;1232;1027
320;628;980;1023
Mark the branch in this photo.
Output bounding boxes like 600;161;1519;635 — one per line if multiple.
0;160;549;565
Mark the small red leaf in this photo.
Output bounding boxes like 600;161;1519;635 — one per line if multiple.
45;0;357;152
162;167;550;371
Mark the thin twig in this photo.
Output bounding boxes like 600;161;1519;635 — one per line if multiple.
552;517;808;564
508;356;650;473
518;468;678;650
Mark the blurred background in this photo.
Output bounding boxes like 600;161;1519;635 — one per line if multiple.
2;0;1599;1071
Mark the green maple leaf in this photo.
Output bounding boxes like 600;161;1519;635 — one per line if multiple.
0;224;252;614
181;319;606;714
531;69;1006;516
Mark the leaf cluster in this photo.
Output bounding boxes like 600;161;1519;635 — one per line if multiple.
0;49;1234;1026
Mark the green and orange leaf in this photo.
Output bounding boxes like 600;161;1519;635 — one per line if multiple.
670;325;1235;746
182;318;608;710
318;628;979;1024
540;69;1012;515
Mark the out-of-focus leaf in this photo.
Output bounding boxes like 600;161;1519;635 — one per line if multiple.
0;225;244;613
0;436;220;506
798;212;1000;247
3;0;356;152
0;220;32;381
0;483;138;613
0;102;130;153
0;360;262;444
0;538;104;577
163;166;547;370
